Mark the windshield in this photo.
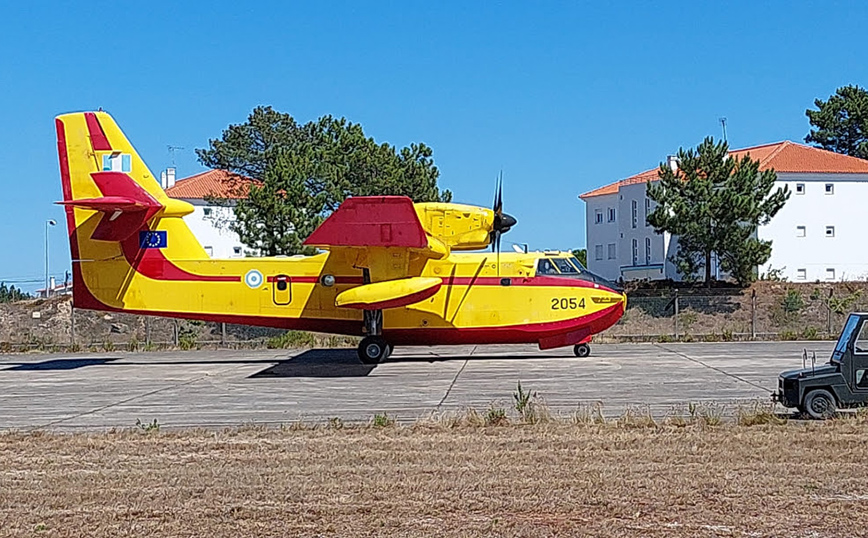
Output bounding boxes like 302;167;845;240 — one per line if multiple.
833;314;862;363
553;258;579;274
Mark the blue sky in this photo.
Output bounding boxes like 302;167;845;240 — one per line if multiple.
1;1;866;291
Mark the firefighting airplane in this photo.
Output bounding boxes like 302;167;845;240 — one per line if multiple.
55;111;626;364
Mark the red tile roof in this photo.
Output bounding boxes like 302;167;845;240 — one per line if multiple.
165;169;253;199
579;141;868;199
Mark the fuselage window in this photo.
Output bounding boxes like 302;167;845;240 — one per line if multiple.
553;258;579;274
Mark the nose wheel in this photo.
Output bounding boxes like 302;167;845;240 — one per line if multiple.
573;343;591;358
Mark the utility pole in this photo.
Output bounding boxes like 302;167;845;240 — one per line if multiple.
719;117;728;143
44;219;56;297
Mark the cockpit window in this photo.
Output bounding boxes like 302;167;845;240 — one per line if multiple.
569;257;587;271
553;258;579;274
537;258;560;275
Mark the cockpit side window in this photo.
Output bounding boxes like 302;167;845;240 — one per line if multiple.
537;258;560;275
553;258;579;274
568;257;587;271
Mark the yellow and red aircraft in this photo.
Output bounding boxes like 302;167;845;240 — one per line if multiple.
55;111;626;363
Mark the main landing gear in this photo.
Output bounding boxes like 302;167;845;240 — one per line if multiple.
358;308;393;364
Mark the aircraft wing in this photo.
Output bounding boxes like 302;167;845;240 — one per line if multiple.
304;196;448;309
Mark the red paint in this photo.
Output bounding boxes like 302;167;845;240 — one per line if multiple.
84;112;111;151
338;282;442;310
118;235;238;282
304;196;427;248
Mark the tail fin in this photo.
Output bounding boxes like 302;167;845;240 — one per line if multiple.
55;111;209;309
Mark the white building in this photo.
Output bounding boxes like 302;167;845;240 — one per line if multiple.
164;169;250;259
580;141;868;282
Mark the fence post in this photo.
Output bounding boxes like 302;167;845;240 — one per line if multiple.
673;288;679;340
145;316;151;346
221;322;227;346
827;288;834;336
70;303;76;346
173;319;179;347
750;289;757;340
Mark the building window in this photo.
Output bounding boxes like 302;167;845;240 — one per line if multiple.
797;268;807;280
607;243;616;259
594;244;604;261
825;183;834;195
607;208;616;222
826;268;836;281
645;237;651;265
233;246;242;255
644;198;651;226
595;210;603;224
203;207;212;216
631;200;638;229
826;226;835;238
796;183;805;195
796;226;806;237
632;239;638;266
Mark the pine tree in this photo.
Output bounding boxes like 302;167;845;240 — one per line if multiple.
646;137;790;286
197;107;452;256
805;85;868;159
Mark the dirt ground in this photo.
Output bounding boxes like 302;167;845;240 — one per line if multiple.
1;420;866;537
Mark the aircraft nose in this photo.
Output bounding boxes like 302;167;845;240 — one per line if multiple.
500;213;517;231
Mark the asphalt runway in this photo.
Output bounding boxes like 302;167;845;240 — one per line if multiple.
0;341;834;430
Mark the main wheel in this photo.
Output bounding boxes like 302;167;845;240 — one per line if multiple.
358;336;388;365
803;389;837;420
573;343;591;358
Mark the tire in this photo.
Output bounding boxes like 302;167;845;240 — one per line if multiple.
574;343;591;358
803;389;837;420
358;336;388;365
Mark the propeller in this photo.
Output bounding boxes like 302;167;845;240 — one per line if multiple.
490;171;517;275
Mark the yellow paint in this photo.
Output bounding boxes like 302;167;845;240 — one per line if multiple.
58;112;626;344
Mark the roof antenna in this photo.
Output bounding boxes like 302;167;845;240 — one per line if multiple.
167;145;185;167
719;117;728;143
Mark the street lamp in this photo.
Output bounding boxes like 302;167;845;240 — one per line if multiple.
44;219;56;298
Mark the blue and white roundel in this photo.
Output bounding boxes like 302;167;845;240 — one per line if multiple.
244;269;264;289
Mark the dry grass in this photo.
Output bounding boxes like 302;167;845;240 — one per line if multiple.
2;417;868;538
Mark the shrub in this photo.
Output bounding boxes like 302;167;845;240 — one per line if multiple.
484;406;508;426
371;413;395;428
267;330;317;349
781;289;805;314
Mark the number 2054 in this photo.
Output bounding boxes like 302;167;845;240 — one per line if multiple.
551;297;585;310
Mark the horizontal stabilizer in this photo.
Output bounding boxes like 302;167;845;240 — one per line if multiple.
56;171;192;242
335;277;442;310
304;196;428;248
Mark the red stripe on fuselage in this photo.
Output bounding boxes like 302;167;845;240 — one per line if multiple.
118;236;238;282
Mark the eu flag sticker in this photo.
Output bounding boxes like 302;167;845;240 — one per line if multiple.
139;230;167;249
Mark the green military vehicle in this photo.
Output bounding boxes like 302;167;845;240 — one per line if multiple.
774;312;868;419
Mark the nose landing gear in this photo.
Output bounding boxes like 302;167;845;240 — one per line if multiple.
573;342;591;358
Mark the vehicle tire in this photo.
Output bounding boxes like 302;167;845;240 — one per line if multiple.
574;343;591;358
385;343;394;359
358;336;388;365
803;389;837;420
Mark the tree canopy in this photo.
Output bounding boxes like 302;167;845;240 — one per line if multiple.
197;106;452;256
805;85;868;159
646;137;790;286
0;282;29;303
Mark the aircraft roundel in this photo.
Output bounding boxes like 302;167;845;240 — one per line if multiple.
244;269;264;289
